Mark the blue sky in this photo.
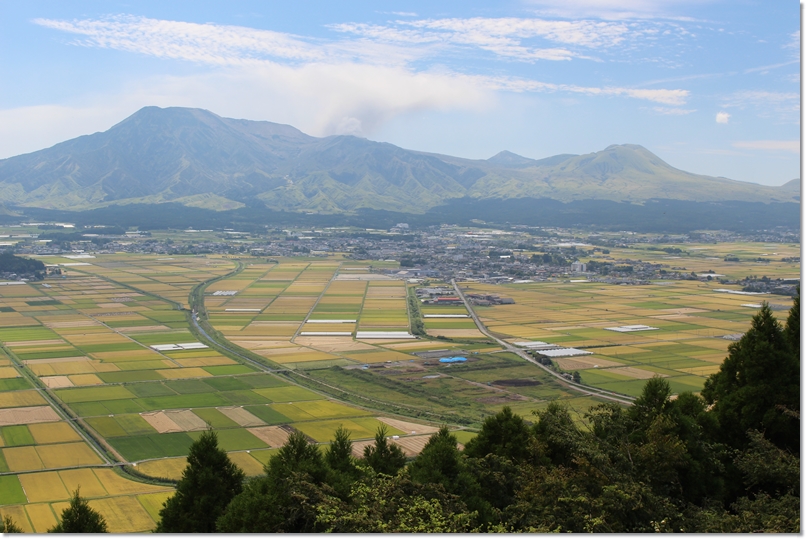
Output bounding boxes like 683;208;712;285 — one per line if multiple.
0;0;800;186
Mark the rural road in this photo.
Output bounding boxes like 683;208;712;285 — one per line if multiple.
451;279;635;406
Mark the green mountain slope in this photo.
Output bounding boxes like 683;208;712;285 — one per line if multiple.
0;107;795;213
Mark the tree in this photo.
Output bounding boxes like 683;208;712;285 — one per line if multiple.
785;286;799;359
409;427;494;527
1;514;22;533
316;471;476;532
701;303;800;453
49;488;108;533
363;426;406;476
156;429;245;533
217;430;330;533
463;406;532;464
324;426;360;498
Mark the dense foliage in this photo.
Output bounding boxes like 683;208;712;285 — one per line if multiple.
142;294;793;533
156;430;245;532
48;488;108;533
0;252;45;278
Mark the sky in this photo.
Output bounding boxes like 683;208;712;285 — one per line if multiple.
0;0;800;186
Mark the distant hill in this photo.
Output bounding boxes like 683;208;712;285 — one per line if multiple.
0;107;796;213
780;178;800;196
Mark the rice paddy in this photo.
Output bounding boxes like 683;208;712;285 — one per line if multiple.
0;239;796;530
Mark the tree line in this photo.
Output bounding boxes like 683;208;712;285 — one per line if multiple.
1;293;798;533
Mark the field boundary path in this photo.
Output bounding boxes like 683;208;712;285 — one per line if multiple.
0;345;118;472
451;279;635;406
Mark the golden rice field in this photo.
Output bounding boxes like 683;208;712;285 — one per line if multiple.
463;265;796;397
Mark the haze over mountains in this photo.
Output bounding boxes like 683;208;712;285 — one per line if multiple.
0;107;797;214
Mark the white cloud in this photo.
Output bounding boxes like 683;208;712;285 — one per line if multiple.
10;14;692;157
653;106;696;115
715;111;730;123
524;0;717;20
32;15;689;106
732;140;800;153
721;90;799;122
482;77;688;104
0;64;493;159
33;15;427;67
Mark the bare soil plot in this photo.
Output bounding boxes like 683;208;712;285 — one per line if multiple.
554;356;623;370
349;435;443;458
247;426;290;447
0;406;61;426
294;337;376;352
377;417;439;435
140;411;183;433
164;410;207;432
218;407;266;427
40;376;75;388
393;435;437;457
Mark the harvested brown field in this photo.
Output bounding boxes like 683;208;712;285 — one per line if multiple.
247;426;290;447
392;435;434;457
350;434;444;458
40;376;75;388
295;337;375;352
377;417;439;435
553;356;623;371
0;405;60;426
140;411;183;433
218;407;265;427
164;410;207;431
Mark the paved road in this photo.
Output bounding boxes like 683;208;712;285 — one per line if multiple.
451;279;635;406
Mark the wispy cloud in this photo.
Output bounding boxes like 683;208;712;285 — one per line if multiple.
481;77;689;104
32;14;689;107
721;90;799;121
732;140;800;153
524;0;716;21
653;106;696;115
331;17;654;62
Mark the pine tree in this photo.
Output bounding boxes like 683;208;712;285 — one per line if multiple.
48;487;108;533
1;514;22;533
363;425;406;476
156;429;245;533
463;406;532;463
702;303;800;453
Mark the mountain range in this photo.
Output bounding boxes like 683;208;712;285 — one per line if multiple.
0;107;797;213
